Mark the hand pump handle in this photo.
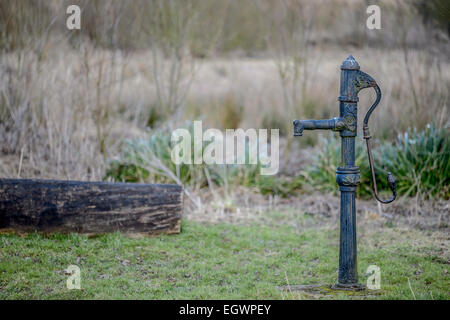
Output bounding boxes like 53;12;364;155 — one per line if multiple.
361;80;397;204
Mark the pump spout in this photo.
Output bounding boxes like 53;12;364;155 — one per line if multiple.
293;118;345;136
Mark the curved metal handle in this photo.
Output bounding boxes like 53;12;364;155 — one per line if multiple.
362;84;396;204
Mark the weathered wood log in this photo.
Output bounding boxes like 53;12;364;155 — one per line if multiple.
0;178;183;235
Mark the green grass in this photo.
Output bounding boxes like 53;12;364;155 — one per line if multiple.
0;219;448;300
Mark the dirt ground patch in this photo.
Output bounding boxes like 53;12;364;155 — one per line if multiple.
186;187;449;229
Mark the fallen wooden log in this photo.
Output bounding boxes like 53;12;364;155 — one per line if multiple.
0;178;183;235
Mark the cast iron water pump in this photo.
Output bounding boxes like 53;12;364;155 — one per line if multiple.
293;55;396;289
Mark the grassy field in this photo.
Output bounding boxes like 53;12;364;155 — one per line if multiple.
1;214;448;300
0;0;448;301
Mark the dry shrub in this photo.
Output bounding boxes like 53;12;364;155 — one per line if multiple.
0;0;448;188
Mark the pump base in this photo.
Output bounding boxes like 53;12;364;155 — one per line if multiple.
331;283;366;291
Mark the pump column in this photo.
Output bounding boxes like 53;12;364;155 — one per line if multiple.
334;56;362;289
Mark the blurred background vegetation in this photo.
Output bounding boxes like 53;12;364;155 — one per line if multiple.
0;0;448;206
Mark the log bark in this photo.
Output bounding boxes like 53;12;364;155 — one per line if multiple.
0;178;183;235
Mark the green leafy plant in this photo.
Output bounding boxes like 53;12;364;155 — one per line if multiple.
105;124;215;187
300;133;371;197
105;121;302;197
256;175;302;197
106;123;448;200
301;124;449;199
105;123;271;191
377;124;449;199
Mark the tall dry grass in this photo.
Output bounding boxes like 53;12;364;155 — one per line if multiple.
0;0;448;182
